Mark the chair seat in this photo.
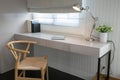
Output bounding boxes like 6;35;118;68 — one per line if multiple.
18;57;47;70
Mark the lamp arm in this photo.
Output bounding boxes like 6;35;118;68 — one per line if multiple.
88;11;96;21
90;21;96;39
87;10;98;41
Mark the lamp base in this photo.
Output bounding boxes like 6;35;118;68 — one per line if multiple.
86;38;95;42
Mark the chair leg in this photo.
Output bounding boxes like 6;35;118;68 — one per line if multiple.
46;66;49;80
23;70;25;77
41;68;44;80
15;69;18;80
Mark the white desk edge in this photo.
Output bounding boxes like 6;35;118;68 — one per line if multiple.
14;33;111;58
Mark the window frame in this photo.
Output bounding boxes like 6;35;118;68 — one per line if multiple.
32;13;81;27
31;12;85;35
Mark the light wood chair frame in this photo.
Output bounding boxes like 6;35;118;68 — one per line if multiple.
7;40;49;80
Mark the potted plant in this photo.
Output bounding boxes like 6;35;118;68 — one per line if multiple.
96;25;112;43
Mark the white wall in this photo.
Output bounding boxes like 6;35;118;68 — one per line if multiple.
34;0;120;79
84;0;120;78
0;0;30;73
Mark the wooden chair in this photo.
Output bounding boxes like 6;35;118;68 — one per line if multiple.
7;40;49;80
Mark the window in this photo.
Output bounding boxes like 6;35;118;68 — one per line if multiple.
32;13;81;27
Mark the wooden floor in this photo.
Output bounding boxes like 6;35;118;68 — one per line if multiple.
92;74;119;80
0;67;84;80
1;69;119;80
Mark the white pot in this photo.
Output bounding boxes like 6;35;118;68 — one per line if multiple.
100;33;108;43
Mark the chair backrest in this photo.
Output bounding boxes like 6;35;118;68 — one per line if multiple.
7;40;36;62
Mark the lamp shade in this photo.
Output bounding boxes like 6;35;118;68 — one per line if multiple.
72;4;81;11
72;4;85;12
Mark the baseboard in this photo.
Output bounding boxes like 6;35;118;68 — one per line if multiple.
92;73;120;80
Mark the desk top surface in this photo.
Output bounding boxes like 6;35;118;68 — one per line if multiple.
15;33;111;57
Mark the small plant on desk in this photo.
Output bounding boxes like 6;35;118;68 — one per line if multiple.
96;25;112;43
96;25;112;33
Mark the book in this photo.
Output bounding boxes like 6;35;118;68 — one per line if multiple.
51;35;65;40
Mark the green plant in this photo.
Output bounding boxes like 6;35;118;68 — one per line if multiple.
96;25;112;33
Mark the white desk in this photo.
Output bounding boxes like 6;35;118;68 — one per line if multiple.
14;33;111;80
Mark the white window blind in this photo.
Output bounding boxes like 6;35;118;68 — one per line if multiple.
32;13;81;27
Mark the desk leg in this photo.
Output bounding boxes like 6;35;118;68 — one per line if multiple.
97;58;101;80
106;50;111;80
97;50;111;80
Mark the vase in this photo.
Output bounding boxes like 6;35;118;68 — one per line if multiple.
100;33;108;43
